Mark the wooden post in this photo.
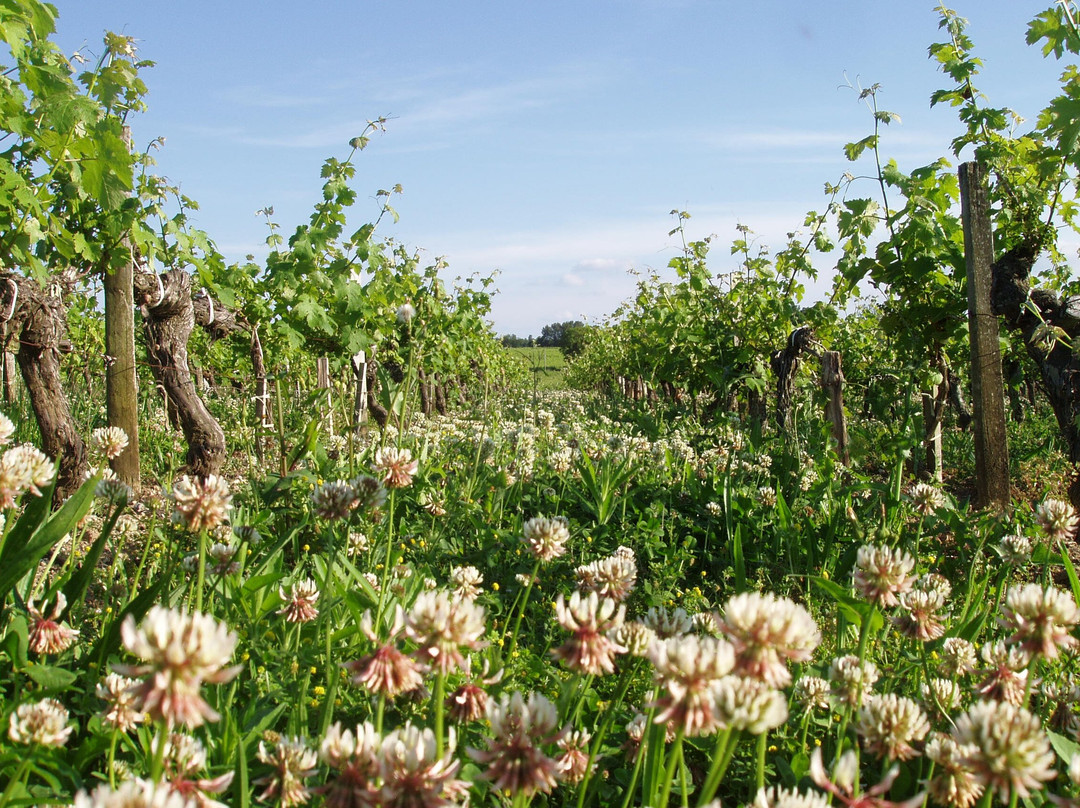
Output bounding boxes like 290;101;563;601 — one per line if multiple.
105;127;140;488
960;161;1011;510
922;390;943;482
3;351;15;405
317;356;333;437
352;350;368;428
922;354;946;482
251;326;269;464
820;351;849;465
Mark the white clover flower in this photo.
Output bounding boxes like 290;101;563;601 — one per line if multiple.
9;698;72;747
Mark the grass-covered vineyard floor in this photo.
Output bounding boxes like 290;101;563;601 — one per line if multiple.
5;386;1080;808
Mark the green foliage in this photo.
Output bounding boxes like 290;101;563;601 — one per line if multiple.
6;4;1080;805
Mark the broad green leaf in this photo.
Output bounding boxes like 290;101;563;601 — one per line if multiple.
25;663;77;691
811;576;883;631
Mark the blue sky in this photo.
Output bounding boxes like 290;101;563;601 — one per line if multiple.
53;2;1069;336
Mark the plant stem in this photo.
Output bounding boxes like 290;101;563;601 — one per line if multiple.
434;669;446;757
0;757;30;808
195;528;207;613
657;727;686;808
621;692;657;808
375;489;398;631
755;731;768;792
318;526;342;736
506;559;541;657
577;660;641;808
149;723;168;783
376;692;386;735
697;728;740;807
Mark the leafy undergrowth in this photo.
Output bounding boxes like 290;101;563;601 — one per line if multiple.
2;389;1080;808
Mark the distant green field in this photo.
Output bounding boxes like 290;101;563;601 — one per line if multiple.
509;346;566;390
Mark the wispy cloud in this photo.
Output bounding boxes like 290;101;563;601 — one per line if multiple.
669;125;950;155
574;257;623;272
209;60;615;150
214;86;333;109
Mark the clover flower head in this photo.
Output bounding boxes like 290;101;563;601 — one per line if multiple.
8;698;72;747
1036;498;1079;542
92;426;130;460
114;606;240;728
853;544;916;607
719;590;820;687
172;475;231;533
522;515;570;562
951;701;1056;802
552;590;626;675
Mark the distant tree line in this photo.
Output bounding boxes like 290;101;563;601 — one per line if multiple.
500;334;533;348
500;320;592;357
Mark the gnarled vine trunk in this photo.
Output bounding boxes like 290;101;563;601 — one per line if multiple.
770;326;817;433
0;273;87;499
134;269;225;478
991;242;1080;505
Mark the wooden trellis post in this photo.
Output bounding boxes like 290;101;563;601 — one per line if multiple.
959;161;1011;510
3;351;15;405
317;356;333;437
820;351;849;465
105;127;140;487
352;350;368;428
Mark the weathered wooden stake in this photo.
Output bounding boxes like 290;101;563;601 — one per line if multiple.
960;161;1011;510
352;350;368;428
922;356;946;482
3;351;15;405
820;351;849;465
105;127;140;488
251;326;269;463
317;356;333;437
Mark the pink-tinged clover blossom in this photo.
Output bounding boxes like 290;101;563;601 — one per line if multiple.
27;591;79;655
113;606;241;729
469;690;564;797
551;590;626;676
718;590;820;687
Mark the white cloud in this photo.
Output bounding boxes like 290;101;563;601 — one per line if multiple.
215;86;332;109
574;257;622;272
562;272;585;286
210;61;614;150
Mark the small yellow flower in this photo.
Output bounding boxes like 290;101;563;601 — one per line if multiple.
257;666;266;675
302;544;310;552
310;666;317;675
241;652;250;662
493;583;500;591
313;686;326;696
105;606;113;614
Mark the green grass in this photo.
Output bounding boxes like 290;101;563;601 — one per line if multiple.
509;346;566;390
